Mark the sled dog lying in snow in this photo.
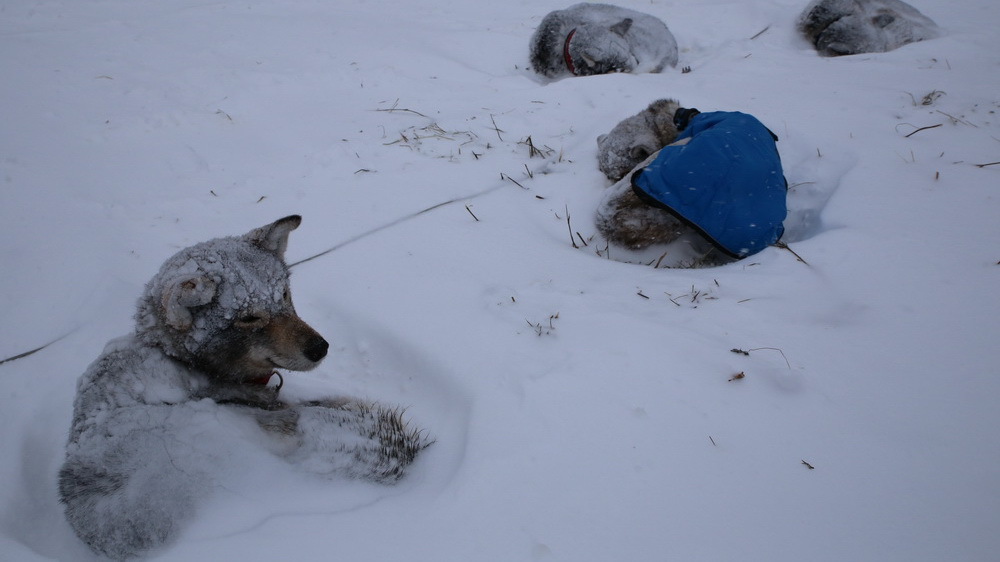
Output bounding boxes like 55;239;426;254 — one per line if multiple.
59;215;429;559
799;0;938;56
529;3;678;78
594;99;689;252
596;107;787;264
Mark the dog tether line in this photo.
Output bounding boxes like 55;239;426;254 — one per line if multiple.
289;181;511;268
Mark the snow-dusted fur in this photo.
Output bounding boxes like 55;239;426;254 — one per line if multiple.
529;3;678;78
799;0;939;56
594;101;731;267
58;216;429;560
597;98;681;182
595;150;735;268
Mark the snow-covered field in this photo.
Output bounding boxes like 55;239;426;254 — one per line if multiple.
2;0;998;559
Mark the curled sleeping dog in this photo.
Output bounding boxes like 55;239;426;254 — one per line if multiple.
530;2;678;78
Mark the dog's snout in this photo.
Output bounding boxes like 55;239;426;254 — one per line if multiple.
303;335;329;362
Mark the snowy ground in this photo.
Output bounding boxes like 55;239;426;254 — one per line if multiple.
2;0;998;560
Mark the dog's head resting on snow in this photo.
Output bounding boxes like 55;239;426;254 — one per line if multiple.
136;215;328;384
597;98;681;182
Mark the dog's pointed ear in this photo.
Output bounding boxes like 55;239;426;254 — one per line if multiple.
161;275;217;331
245;215;302;258
610;18;633;37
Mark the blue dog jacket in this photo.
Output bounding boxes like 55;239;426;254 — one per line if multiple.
631;111;787;258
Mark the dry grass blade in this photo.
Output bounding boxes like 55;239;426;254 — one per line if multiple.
489;114;504;141
750;25;770;40
375;99;428;118
774;241;809;265
565;205;578;249
904;123;942;138
501;173;527;189
465;204;479;221
748;346;792;369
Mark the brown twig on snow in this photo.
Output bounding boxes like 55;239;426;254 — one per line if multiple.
750;25;771;40
375;99;428;118
565;205;578;249
489;114;504;141
904;123;942;138
934;110;976;127
525;136;541;158
465;204;479;221
774;241;809;265
519;136;554;158
501;173;526;189
654;251;668;269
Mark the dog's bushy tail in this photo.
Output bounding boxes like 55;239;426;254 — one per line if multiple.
292;400;432;483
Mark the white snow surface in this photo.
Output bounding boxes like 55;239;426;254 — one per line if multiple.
1;0;998;560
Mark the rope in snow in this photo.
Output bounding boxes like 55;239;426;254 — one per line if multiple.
289;195;471;268
288;170;544;268
2;163;553;364
0;331;74;368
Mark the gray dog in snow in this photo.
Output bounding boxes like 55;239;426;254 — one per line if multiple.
594;99;729;265
799;0;939;56
529;3;678;78
59;216;430;559
594;99;689;252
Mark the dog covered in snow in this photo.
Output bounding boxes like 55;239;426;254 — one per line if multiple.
597;98;682;182
529;3;678;78
596;108;787;265
799;0;938;56
596;148;713;259
595;99;693;255
59;216;429;559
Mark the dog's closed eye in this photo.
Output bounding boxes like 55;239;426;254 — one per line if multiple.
235;313;269;329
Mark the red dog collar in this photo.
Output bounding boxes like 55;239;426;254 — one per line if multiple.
563;29;578;75
247;371;283;390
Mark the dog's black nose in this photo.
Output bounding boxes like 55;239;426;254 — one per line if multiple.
303;336;329;362
672;107;700;130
